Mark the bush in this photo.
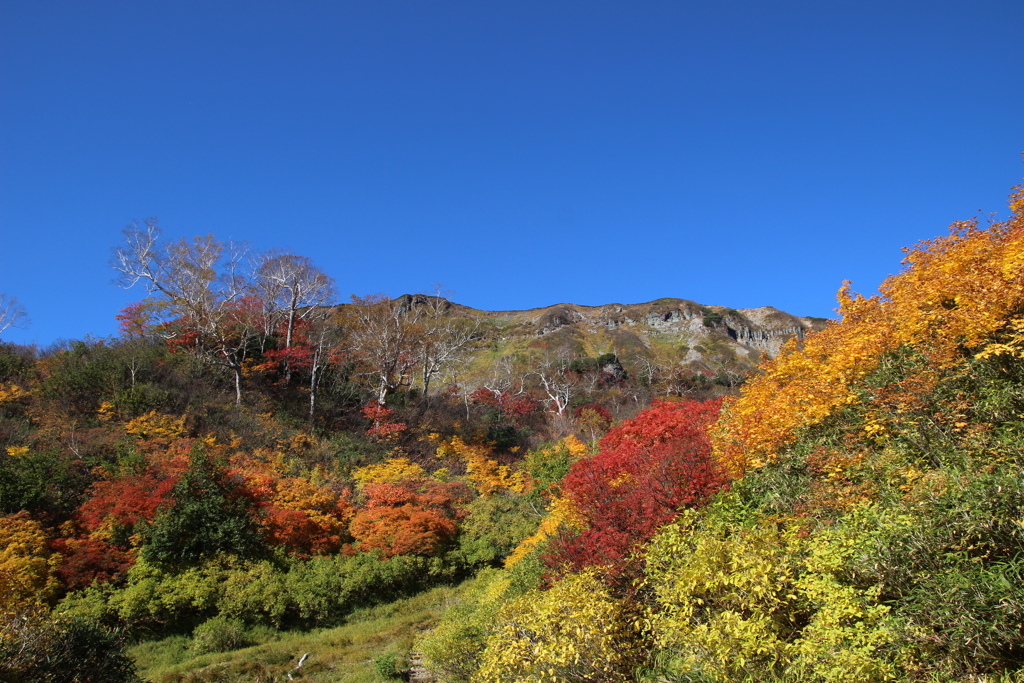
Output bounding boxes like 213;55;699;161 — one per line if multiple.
140;446;264;566
373;652;401;679
474;570;643;683
0;608;141;683
190;615;253;654
458;493;540;567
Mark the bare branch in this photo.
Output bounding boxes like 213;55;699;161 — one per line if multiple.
0;293;29;337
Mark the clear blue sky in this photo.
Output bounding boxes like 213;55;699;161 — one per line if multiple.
2;1;1022;347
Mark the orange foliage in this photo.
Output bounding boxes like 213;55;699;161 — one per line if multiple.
349;479;471;558
257;476;353;556
714;183;1024;475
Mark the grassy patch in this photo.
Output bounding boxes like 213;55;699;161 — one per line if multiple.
131;580;470;682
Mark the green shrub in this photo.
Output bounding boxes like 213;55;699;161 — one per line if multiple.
0;608;141;683
458;493;540;567
140;446;264;566
373;652;401;679
418;559;545;682
190;615;253;654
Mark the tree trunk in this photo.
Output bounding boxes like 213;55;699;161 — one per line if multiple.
309;363;319;421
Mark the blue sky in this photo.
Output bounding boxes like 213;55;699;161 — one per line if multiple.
1;1;1022;347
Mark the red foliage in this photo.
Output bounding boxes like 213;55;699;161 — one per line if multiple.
469;388;540;423
361;403;407;437
257;318;318;373
51;537;133;590
259;345;314;373
116;301;160;337
255;486;354;558
546;399;726;576
77;471;178;536
56;466;182;588
349;480;471;557
600;398;723;451
165;327;200;353
260;507;336;556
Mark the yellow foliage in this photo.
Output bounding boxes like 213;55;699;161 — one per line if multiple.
278;431;317;454
96;400;117;422
524;435;589;467
272;477;350;528
0;512;60;610
714;185;1024;476
977;317;1024;360
0;383;29;405
475;570;643;683
643;504;909;682
124;410;187;440
643;510;802;677
5;446;29;458
352;457;426;489
563;434;589;460
433;435;525;496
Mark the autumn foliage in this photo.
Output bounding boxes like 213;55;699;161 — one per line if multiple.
546;399;726;574
714;185;1024;475
350;479;472;557
0;512;59;610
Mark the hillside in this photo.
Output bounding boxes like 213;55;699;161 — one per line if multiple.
2;180;1023;682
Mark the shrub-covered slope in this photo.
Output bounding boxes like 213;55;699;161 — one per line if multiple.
419;182;1024;682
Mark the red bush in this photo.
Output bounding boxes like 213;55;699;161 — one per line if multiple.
546;399;726;576
51;537;133;590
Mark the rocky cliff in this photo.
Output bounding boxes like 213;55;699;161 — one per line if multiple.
439;297;830;382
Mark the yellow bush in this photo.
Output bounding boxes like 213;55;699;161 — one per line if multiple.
0;512;60;611
475;570;643;683
643;509;803;678
0;383;30;405
643;503;910;682
351;457;426;488
124;410;187;440
433;434;525;496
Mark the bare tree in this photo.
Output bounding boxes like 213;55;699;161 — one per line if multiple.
415;288;479;401
253;250;337;349
343;293;423;406
483;355;529;399
532;350;581;416
295;309;333;421
0;293;29;337
111;218;260;404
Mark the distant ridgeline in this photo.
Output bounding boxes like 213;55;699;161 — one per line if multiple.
332;295;829;397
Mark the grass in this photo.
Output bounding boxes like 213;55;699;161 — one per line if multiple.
130;579;471;683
